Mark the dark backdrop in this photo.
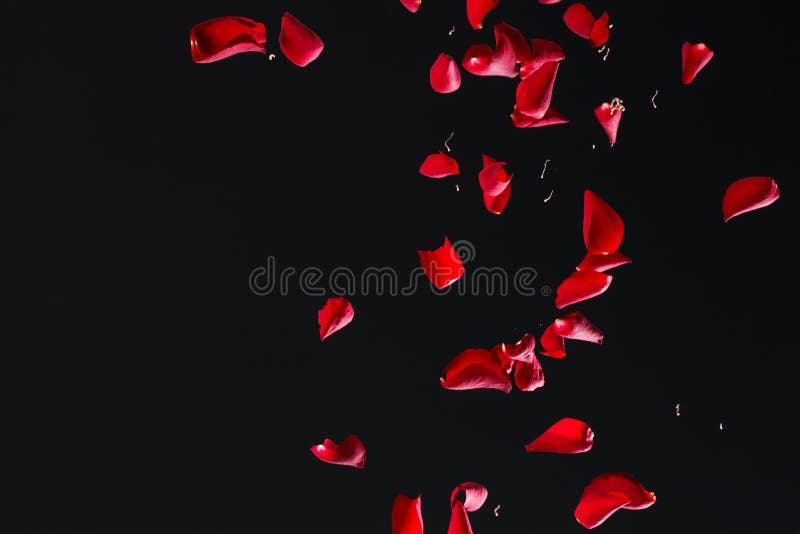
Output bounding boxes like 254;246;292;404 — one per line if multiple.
10;0;799;532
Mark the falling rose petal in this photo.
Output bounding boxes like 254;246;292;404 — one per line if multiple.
555;270;613;309
540;324;566;358
441;348;512;393
514;356;545;392
525;417;594;453
484;185;512;214
583;189;624;254
498;333;536;363
467;0;500;30
722;176;780;222
447;500;473;534
420;151;460;178
515;61;559;119
594;99;624;146
575;473;656;528
400;0;422;13
575;492;631;529
539;0;562;3
393;494;424;534
553;311;603;344
279;12;324;67
318;297;354;341
520;39;565;78
479;159;512;196
495;22;532;63
418;236;465;289
681;42;714;84
189;16;267;63
310;434;366;468
450;481;489;512
576;251;631;272
563;3;595;39
462;28;518;78
589;12;610;48
511;106;568;128
430;53;462;93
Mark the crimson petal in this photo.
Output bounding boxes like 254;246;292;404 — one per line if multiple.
594;100;624;146
393;494;424;534
495;22;532;63
575;473;656;528
722;176;780;222
498;333;536;363
583;189;624;254
576;251;631;272
462;27;518;77
467;0;500;30
189;16;267;63
681;42;714;84
589;12;610;48
430;53;462;93
420;152;460;178
555;271;613;309
520;39;565;78
400;0;422;13
539;0;562;3
484;185;512;214
310;434;366;468
279;12;324;67
540;324;566;358
563;3;595;39
575;492;631;529
511;106;568;128
450;481;489;512
514;356;545;392
318;297;354;341
479;159;512;196
553;311;603;344
441;348;512;393
447;500;473;534
515;61;559;119
525;417;593;453
418;236;465;289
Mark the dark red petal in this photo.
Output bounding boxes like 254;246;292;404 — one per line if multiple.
279;12;324;67
594;100;623;145
310;434;366;468
400;0;422;13
511;106;568;128
514;356;545;392
441;348;512;393
574;491;631;529
483;185;512;214
420;151;460;178
515;61;559;119
318;297;354;341
418;236;465;289
450;481;489;512
520;39;565;78
540;324;566;358
583;189;624;254
575;473;656;528
392;494;424;534
479;160;512;196
462;30;518;77
681;42;714;84
722;176;780;222
190;16;267;63
555;270;613;309
430;53;462;93
498;333;536;363
576;251;631;272
563;3;595;39
467;0;500;30
447;500;474;534
525;417;593;453
553;311;603;344
589;12;610;48
495;22;532;63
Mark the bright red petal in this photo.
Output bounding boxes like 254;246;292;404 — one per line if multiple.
589;12;610;48
450;481;489;512
525;417;593;453
279;12;324;67
575;473;656;528
681;42;714;84
498;333;536;363
467;0;500;29
393;494;424;534
553;311;603;344
441;348;512;393
574;491;631;529
420;152;460;178
310;434;366;468
539;0;562;3
484;185;512;214
594;100;624;145
495;22;532;63
514;356;545;392
515;61;559;119
430;53;462;93
511;106;568;128
447;500;473;534
190;16;267;63
479;159;512;196
722;176;780;222
540;324;566;358
418;236;465;289
520;39;565;78
400;0;422;13
576;251;631;272
555;270;613;309
462;29;518;77
563;3;595;39
583;189;624;254
318;297;354;340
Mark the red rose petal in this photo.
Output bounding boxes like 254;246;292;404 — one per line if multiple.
563;3;595;39
583;189;624;254
495;22;532;63
498;333;536;363
418;236;465;289
576;251;631;272
462;27;518;77
479;159;512;196
189;16;267;64
555;270;613;309
589;12;610;48
450;481;489;512
420;151;460;178
575;473;656;528
430;53;462;93
722;176;780;222
400;0;422;13
515;61;559;119
525;417;594;453
318;297;354;341
467;0;500;30
514;356;545;392
575;492;631;529
447;500;473;534
484;185;512;214
594;99;624;146
540;324;566;358
310;434;366;468
681;42;714;84
520;39;565;78
441;348;512;393
393;494;424;534
279;12;324;67
539;0;562;3
553;311;603;344
511;106;568;128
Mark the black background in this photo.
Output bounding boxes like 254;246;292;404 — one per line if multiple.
10;0;799;532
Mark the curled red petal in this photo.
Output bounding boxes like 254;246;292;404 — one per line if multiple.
430;53;462;93
553;311;603;344
594;100;623;145
722;176;780;222
400;0;422;13
450;481;489;512
310;434;366;468
520;39;565;78
525;417;593;453
589;12;610;48
575;491;631;529
479;159;512;196
555;270;613;309
498;333;536;363
540;324;566;358
392;494;424;534
318;297;354;341
681;42;714;84
441;348;512;393
420;151;460;178
513;356;545;392
484;185;512;214
495;22;531;63
576;251;631;272
583;189;624;254
190;16;267;63
563;3;595;40
418;236;465;289
515;61;559;119
447;500;473;534
462;29;518;77
511;106;568;128
467;0;500;30
539;0;562;3
279;12;324;67
575;473;656;528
